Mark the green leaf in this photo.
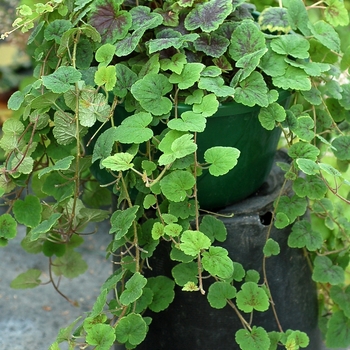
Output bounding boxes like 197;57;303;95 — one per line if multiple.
115;112;153;144
180;230;211;256
292;115;315;142
42;66;82;93
308;20;340;52
332;136;350;160
184;0;232;32
236;282;269;313
30;213;62;241
258;102;286;130
230;21;266;61
168;111;206;133
288;220;323;251
94;65;117;91
102;152;134;171
275;195;307;223
293;175;327;200
131;73;173;116
110;206;139;240
199;215;227;242
271;35;309;59
52;250;88;278
204;146;240;176
207;281;236;309
44;19;72;43
234;71;269;107
285;330;310;349
169;63;205;90
86;324;116;349
312;256;344;285
274;212;290;229
202;246;234;279
288;142;320;161
38;156;75;178
53;110;80;145
324;0;349;27
263;238;280;257
171;262;198;286
10;269;42;289
296;159;320;175
330;285;350;318
120;272;147;306
147;276;175;312
159;170;196;202
114;64;138;98
236;326;271;350
90;289;108;317
92;127;118;165
115;313;147;346
160;53;187;74
259;6;290;33
193;94;219;117
286;0;312;36
198;76;235;97
272;66;311;91
0;214;17;240
95;43;116;66
326;311;350;349
115;27;144;57
13;195;42;228
7;90;25;110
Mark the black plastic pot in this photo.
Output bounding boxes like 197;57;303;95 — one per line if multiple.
127;151;322;350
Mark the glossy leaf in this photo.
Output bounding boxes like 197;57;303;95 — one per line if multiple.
207;281;236;309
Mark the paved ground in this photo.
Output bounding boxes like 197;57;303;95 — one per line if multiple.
0;220;113;350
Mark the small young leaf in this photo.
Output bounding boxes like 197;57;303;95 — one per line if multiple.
285;330;310;349
274;212;290;229
94;65;117;91
180;230;211;256
169;62;205;89
0;214;17;240
263;238;280;257
95;43;116;66
207;281;236;309
204;146;240;176
258;102;286;130
10;269;42;289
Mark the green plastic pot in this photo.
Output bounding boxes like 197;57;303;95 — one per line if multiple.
88;91;291;210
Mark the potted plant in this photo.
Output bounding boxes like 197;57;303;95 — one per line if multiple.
1;0;350;349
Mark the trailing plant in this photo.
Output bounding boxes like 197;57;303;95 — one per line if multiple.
1;0;350;349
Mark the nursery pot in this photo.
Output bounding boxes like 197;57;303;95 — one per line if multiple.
88;91;291;210
128;151;322;350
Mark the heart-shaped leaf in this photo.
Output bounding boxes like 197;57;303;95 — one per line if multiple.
204;146;240;176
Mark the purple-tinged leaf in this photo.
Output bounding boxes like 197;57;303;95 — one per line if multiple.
185;0;232;32
194;33;230;58
129;6;163;31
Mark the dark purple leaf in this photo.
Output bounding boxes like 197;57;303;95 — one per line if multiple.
194;33;230;58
